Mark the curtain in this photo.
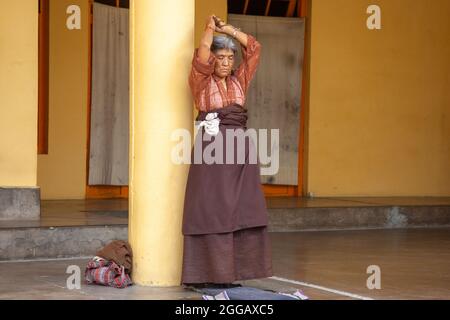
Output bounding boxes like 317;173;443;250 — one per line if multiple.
88;3;129;185
228;14;305;186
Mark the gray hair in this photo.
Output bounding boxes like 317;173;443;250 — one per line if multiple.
211;36;238;55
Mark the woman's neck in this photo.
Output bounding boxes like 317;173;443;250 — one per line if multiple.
221;78;227;90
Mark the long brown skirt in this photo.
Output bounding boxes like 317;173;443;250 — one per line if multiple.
181;226;273;285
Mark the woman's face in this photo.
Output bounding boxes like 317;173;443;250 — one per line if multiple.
213;49;235;79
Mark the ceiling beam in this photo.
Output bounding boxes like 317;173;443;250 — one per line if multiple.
298;0;308;17
243;0;249;15
265;0;272;16
286;0;297;17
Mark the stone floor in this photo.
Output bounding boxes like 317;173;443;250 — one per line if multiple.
2;196;449;229
1;227;449;300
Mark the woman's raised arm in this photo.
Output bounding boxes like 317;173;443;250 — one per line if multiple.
197;15;216;64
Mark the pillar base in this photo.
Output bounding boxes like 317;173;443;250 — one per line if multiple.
0;187;40;220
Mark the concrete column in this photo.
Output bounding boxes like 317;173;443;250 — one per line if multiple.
128;0;194;286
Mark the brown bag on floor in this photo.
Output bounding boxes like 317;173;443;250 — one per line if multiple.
96;240;133;273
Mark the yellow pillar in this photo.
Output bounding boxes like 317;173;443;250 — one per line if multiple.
0;2;38;186
128;0;194;286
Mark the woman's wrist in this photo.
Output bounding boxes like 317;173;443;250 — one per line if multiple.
224;25;239;37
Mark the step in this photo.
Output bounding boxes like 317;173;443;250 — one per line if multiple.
0;202;449;261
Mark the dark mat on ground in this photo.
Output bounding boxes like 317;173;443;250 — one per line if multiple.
185;285;301;300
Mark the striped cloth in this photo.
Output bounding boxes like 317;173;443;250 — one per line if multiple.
85;256;132;289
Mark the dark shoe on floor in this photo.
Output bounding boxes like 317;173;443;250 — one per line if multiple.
184;283;209;289
208;283;242;289
183;282;242;291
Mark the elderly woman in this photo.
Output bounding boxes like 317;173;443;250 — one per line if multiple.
181;15;273;288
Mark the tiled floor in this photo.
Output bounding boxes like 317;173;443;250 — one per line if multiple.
270;228;450;300
1;227;449;300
